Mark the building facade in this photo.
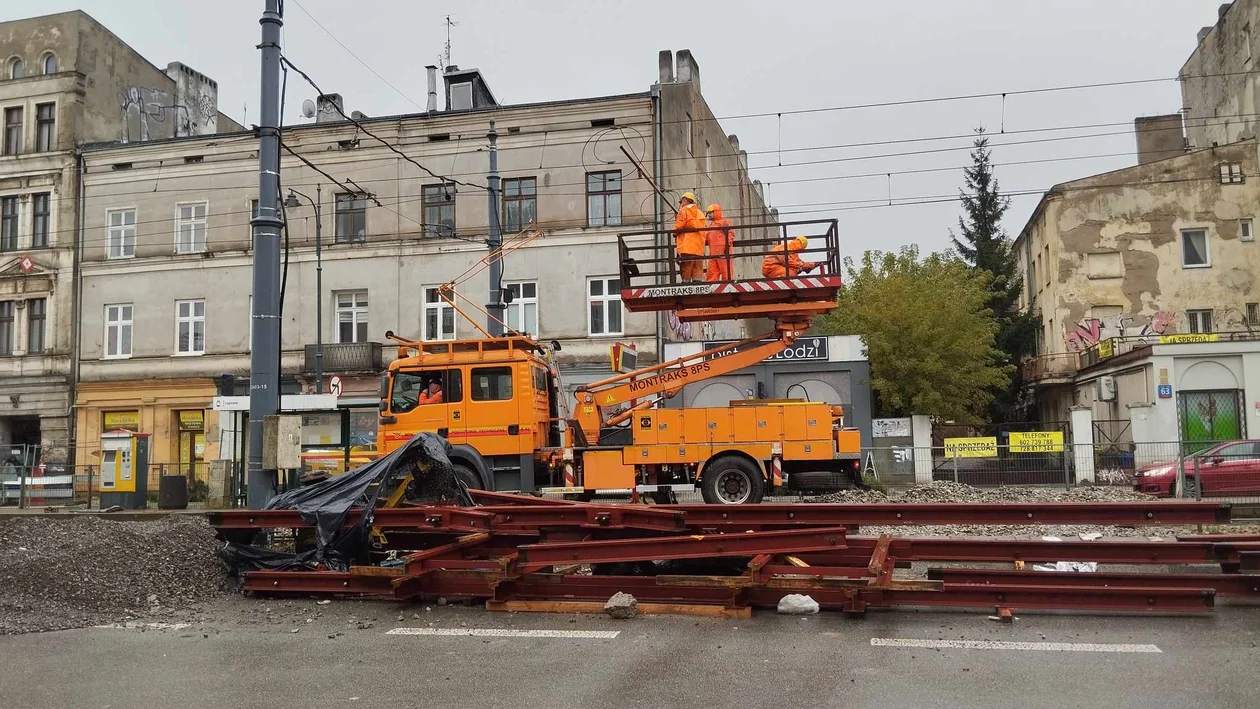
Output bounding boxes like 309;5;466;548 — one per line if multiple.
1016;137;1260;422
0;11;235;469
75;50;772;473
1180;0;1260;149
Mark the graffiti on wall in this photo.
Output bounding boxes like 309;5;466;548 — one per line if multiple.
1064;310;1176;352
666;311;717;342
119;85;217;143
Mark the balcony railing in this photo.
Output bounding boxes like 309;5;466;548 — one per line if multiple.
1020;352;1079;382
302;342;383;374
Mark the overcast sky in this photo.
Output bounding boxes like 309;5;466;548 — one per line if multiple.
5;0;1235;256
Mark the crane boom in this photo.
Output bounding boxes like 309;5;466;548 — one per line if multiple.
572;319;812;441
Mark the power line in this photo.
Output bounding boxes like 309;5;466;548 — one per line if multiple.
280;54;486;191
287;0;427;113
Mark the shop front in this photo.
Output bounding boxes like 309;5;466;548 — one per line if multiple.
74;379;221;493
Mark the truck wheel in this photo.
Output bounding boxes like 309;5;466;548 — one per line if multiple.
452;463;482;490
701;456;765;505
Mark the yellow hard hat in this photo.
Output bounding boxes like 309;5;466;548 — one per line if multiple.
706;204;720;212
793;235;809;248
680;192;697;203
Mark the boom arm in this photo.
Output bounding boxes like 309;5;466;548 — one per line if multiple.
572;319;811;441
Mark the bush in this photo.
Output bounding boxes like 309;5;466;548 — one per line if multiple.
862;472;886;493
188;479;209;503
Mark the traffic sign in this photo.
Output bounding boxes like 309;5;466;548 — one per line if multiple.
328;375;343;398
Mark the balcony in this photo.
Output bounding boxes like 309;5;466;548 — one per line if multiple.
1020;352;1079;384
302;342;383;374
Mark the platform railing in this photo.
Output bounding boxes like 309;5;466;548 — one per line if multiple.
618;218;841;291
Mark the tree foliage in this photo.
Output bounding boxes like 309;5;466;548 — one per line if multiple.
815;246;1012;423
950;129;1039;421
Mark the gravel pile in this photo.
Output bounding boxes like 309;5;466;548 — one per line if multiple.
806;488;891;504
897;481;1152;504
0;514;229;634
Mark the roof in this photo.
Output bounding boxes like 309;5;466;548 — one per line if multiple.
80;90;653;154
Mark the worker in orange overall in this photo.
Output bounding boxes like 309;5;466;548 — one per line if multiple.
673;192;707;282
704;203;735;281
762;235;819;278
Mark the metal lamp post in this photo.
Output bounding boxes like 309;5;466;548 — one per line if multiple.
284;185;324;394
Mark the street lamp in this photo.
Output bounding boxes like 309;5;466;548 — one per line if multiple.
284;185;323;394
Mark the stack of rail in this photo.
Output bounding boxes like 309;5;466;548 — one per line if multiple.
210;492;1260;616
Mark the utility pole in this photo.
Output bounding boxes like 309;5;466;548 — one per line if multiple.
247;0;284;508
284;185;323;393
486;119;504;336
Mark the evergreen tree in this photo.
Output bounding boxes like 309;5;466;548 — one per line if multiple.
950;129;1038;422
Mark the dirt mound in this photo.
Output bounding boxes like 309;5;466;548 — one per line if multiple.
0;514;228;634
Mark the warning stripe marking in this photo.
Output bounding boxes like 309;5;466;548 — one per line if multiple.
870;638;1162;653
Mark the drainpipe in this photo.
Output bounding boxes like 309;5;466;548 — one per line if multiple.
68;148;86;471
652;83;664;367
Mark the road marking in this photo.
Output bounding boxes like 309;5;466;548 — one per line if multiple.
870;638;1161;653
386;627;620;639
95;622;192;631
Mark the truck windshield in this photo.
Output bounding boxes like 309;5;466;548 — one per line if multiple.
390;371;427;413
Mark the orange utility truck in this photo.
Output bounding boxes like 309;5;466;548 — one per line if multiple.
377;219;860;504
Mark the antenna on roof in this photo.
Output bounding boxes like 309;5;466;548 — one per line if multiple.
439;15;458;70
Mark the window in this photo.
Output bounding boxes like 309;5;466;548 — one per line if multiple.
423;286;455;341
1187;309;1214;334
1242;218;1254;243
1181;229;1210;267
35;102;54;152
7;57;21;80
450;82;473;110
32;192;49;248
176;299;205;355
502;177;536;232
41;53;55;75
335;291;369;343
470;366;513;401
0;301;12;356
175;202;207;253
1247;302;1259;327
588;276;623;336
1220;163;1245;184
3;106;21;156
0;196;16;251
390;369;463;413
334;192;366;242
27;298;45;354
1086;251;1123;279
105;304;133;358
504;281;538;335
422;184;456;238
586;171;622;227
107;208;136;259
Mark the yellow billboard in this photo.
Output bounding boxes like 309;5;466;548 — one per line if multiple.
1009;431;1064;453
944;437;997;458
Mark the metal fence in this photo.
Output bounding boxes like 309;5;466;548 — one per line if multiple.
859;440;1260;504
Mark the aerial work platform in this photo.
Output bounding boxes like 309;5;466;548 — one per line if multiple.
617;219;843;321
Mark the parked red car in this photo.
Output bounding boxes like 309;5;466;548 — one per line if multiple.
1133;440;1260;497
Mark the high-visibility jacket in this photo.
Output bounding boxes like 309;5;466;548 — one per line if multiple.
762;238;812;278
705;205;734;281
673;203;707;256
418;390;444;405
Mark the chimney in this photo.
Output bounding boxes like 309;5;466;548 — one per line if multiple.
675;49;701;93
658;50;674;84
727;134;740;152
315;93;344;123
1134;114;1186;165
426;65;438;112
165;61;220;136
1198;26;1213;43
1219;3;1232;20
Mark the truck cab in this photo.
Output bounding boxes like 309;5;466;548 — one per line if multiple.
379;336;558;492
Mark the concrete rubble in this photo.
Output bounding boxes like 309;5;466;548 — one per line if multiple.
0;515;229;634
604;592;638;619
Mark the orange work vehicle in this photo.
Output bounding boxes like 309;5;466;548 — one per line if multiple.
377;219;860;504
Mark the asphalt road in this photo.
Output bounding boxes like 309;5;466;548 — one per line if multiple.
3;598;1258;709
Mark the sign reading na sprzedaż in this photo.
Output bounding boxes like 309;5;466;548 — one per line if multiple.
943;437;997;459
1008;430;1064;453
1160;333;1221;344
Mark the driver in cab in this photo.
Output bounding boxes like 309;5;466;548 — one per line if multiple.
418;379;443;405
